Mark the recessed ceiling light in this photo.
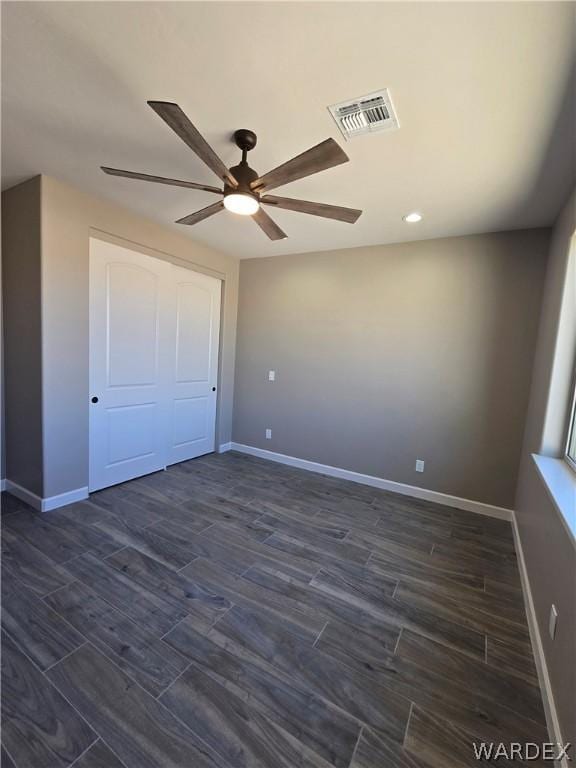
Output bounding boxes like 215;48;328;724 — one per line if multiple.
403;212;422;223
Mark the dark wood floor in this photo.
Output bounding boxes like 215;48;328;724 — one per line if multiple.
1;451;547;768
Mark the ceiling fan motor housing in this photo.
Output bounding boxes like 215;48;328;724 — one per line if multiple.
226;160;260;202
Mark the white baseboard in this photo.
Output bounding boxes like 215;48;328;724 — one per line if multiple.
42;487;89;512
4;480;89;512
229;443;513;520
0;478;6;492
218;442;233;454
511;514;567;767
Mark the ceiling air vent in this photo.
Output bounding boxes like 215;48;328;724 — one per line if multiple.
328;89;399;140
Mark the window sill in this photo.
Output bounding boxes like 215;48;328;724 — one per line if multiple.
532;454;576;546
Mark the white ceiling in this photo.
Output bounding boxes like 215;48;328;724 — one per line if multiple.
2;2;575;259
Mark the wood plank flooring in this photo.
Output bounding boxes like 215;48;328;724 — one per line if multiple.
1;451;547;767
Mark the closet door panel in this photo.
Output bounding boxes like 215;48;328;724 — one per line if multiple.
167;266;221;465
89;240;172;492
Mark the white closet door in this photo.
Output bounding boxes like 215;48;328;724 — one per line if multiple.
89;240;222;491
166;265;221;465
89;239;172;492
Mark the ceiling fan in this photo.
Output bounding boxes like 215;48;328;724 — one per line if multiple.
101;101;362;241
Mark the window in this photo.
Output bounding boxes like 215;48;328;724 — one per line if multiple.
566;380;576;471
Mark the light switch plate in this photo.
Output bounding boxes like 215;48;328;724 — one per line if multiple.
268;370;276;381
415;459;425;473
265;428;272;440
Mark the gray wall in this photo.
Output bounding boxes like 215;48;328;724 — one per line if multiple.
2;178;44;495
1;174;239;499
233;229;550;509
515;188;575;748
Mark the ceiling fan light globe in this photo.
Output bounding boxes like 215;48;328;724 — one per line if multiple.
224;193;260;216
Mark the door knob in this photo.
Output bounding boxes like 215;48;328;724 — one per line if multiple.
212;387;216;392
91;396;99;404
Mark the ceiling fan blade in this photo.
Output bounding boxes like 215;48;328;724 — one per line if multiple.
175;200;224;226
148;101;237;188
250;138;348;193
261;195;362;223
101;167;222;194
252;208;287;240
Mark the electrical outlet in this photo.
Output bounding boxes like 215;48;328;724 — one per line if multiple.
265;428;272;440
415;459;425;473
549;604;558;640
268;370;276;381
